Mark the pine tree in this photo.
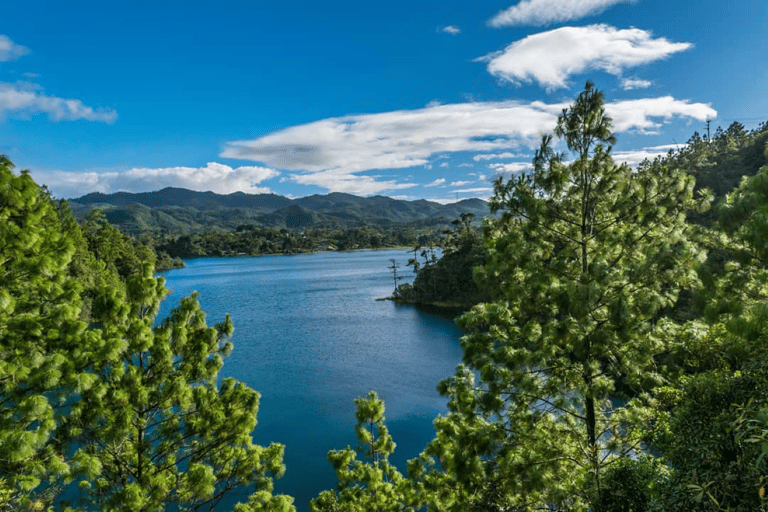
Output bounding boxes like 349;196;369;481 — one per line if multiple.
1;156;293;510
416;83;707;510
0;156;94;508
311;392;414;512
66;266;294;511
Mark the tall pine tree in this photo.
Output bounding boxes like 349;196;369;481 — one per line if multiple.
416;83;707;510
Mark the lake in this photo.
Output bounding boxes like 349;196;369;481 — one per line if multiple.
158;249;465;510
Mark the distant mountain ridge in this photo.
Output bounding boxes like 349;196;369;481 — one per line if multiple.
68;187;490;234
71;187;294;211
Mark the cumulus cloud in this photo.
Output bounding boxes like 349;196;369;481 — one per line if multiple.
449;180;472;187
606;97;716;133
440;25;461;35
426;178;446;187
33;162;278;198
479;25;692;91
0;82;117;122
0;35;30;62
621;77;652;90
222;95;713;196
489;0;635;27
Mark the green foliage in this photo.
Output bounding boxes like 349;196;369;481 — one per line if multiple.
652;368;768;511
69;189;489;236
65;267;294;511
311;392;414;512
596;456;667;512
0;156;90;508
720;163;768;262
82;208;155;281
395;214;491;309
659;119;768;226
1;157;292;510
155;224;437;259
416;83;707;510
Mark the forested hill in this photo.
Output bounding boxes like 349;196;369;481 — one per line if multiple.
68;188;489;234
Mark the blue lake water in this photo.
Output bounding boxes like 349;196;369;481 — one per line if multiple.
158;250;465;510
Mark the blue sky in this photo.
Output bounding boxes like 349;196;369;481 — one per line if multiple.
1;0;766;202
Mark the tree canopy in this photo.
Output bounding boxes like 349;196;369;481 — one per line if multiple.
0;157;293;511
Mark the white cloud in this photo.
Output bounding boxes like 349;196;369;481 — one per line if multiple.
441;25;461;35
453;187;494;195
220;96;713;193
489;0;635;27
458;163;474;167
33;162;278;198
425;178;446;187
0;35;30;62
621;77;652;90
489;162;533;174
479;25;692;91
612;144;682;168
473;151;522;161
423;197;461;205
221;101;565;177
449;180;472;187
439;162;449;168
289;170;416;196
605;97;716;133
0;82;117;123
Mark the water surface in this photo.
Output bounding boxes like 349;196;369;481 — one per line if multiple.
159;250;464;510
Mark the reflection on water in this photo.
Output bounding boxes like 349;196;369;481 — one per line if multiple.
159;250;464;510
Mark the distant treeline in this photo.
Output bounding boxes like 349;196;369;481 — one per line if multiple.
150;224;443;260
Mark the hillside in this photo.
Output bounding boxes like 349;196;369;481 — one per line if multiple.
68;188;489;234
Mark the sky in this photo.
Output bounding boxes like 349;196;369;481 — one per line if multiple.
1;0;766;203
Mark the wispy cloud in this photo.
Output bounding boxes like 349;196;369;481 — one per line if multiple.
453;187;493;195
613;144;681;167
0;82;117;123
449;180;472;187
473;151;523;161
621;77;652;90
0;35;30;62
425;178;446;187
222;95;714;196
479;25;692;91
221;100;563;177
33;162;278;198
489;0;636;27
488;162;533;174
289;169;416;196
440;25;461;35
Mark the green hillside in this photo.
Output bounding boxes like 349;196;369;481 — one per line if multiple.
68;188;490;235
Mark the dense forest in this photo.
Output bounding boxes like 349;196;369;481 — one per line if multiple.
3;83;768;511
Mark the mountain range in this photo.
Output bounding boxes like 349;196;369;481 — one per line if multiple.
68;188;490;234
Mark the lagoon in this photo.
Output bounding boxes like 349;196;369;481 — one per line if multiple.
158;250;465;510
